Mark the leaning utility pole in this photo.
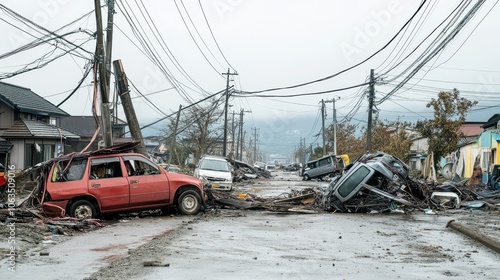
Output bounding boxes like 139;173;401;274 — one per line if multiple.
321;99;326;156
94;0;113;147
367;69;375;153
113;59;147;156
222;69;238;157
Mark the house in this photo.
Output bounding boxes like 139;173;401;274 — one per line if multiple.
409;121;485;177
58;115;130;153
0;81;80;170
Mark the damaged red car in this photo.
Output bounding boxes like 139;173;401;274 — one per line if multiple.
42;153;204;219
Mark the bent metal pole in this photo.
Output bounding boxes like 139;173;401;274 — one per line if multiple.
446;220;500;254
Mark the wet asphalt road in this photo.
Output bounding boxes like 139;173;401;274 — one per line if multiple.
3;170;500;280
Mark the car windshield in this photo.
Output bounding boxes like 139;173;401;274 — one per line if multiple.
200;159;229;172
337;165;371;198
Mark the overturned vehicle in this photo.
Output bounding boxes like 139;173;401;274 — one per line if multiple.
322;152;427;213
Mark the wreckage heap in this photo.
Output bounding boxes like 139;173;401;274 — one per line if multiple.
205;152;500;214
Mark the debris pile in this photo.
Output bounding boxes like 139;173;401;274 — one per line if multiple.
229;159;272;181
205;152;500;215
205;187;318;213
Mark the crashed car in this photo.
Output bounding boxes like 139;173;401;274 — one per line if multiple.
42;152;204;218
322;152;425;213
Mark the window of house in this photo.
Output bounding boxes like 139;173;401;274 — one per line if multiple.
43;144;54;161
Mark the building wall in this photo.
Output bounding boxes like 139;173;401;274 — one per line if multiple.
0;104;14;130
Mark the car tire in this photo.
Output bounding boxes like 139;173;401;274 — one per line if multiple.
70;200;97;219
303;174;310;181
177;190;202;215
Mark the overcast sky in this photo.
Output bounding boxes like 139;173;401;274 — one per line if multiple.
1;0;499;158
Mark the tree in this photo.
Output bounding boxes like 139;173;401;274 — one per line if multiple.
360;116;414;161
415;89;477;167
163;98;225;164
325;121;364;160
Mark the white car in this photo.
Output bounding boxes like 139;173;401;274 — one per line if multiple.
194;155;233;191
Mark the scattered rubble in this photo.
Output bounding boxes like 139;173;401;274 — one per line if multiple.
204;152;500;215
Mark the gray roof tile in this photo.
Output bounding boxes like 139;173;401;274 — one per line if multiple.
0;119;80;139
0;82;68;117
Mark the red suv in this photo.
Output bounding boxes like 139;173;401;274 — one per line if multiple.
42;153;204;219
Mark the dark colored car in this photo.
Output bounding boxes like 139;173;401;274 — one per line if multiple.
322;152;422;213
43;152;204;219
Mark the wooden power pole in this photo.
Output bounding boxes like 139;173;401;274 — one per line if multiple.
222;68;238;156
94;0;113;147
367;69;375;153
113;59;147;156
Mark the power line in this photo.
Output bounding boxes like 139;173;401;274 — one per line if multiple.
235;82;369;98
173;0;224;76
243;0;428;94
197;0;236;72
376;0;487;105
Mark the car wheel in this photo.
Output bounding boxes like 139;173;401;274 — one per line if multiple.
303;174;310;181
177;190;201;215
70;200;97;219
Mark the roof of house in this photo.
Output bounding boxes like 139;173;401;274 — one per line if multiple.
59;116;128;137
458;122;485;136
481;114;500;129
0;119;80;139
0;82;69;117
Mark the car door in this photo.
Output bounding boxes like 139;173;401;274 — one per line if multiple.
321;157;334;176
308;160;320;178
88;156;130;211
122;155;170;207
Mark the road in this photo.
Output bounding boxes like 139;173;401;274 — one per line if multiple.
2;171;500;280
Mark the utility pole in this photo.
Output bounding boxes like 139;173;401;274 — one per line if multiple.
113;59;147;156
242;130;246;161
236;109;251;161
252;127;258;163
230;111;236;158
321;99;326;156
325;97;340;155
222;68;238;157
168;105;182;165
367;69;375;153
104;0;114;98
94;0;113;147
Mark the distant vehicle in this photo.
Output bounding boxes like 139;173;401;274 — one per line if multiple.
266;162;276;171
302;154;349;181
43;152;204;219
253;161;266;170
165;165;181;173
194;155;233;191
285;163;301;171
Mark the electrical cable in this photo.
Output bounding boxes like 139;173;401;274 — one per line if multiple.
242;0;428;94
